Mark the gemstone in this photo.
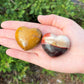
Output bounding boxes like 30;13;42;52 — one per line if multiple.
41;33;70;57
15;26;42;50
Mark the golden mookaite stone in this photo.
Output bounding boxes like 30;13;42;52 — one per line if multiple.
15;26;42;50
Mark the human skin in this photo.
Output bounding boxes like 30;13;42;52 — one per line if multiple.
0;14;84;73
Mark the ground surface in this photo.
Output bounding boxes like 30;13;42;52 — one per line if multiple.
0;65;83;84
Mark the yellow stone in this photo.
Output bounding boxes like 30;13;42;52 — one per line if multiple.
15;26;42;50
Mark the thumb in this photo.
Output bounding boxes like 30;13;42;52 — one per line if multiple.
38;14;77;30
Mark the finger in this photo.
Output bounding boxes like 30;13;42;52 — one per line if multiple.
38;14;77;30
6;48;54;70
0;29;15;39
0;37;22;50
0;28;62;41
6;49;40;65
1;21;40;29
1;21;63;35
0;37;40;52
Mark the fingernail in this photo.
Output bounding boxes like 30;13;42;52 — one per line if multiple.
6;49;15;57
1;21;7;28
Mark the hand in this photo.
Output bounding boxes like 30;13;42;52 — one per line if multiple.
0;14;84;73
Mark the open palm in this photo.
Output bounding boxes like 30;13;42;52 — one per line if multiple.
0;15;84;73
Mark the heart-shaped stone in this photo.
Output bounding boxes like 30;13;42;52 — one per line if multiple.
41;33;70;57
15;26;42;50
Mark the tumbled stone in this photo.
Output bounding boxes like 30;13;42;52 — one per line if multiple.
15;26;42;50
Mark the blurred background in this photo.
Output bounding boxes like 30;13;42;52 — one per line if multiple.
0;0;84;84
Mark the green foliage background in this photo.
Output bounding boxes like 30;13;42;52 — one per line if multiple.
0;0;84;82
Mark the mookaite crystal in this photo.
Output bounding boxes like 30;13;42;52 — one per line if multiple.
15;26;42;50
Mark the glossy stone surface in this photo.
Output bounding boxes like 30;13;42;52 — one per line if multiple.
41;33;70;57
15;26;42;50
